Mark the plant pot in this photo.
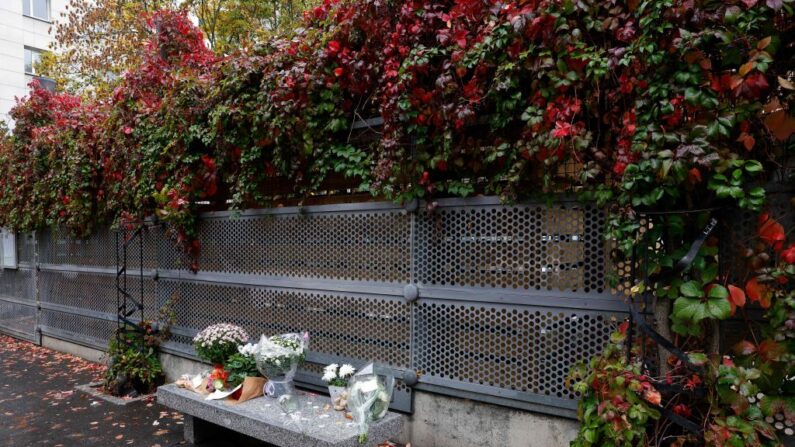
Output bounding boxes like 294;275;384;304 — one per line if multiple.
132;377;150;395
263;375;295;398
328;385;346;405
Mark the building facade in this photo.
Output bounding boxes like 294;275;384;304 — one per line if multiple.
0;0;68;126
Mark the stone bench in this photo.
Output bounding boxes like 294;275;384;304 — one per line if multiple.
157;384;405;447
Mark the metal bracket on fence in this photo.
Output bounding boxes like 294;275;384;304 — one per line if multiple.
402;199;418;214
403;284;419;303
401;369;419;387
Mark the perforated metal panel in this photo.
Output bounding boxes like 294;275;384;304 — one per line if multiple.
39;309;116;349
17;232;36;265
412;300;621;407
0;300;36;338
0;268;35;302
721;191;795;283
38;226;157;270
0;245;37;339
39;271;156;318
160;278;414;411
159;208;411;283
415;202;606;294
161;280;411;367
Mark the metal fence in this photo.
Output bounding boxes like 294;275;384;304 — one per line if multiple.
0;197;626;417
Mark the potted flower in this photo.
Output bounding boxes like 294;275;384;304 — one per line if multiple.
254;332;309;398
193;323;250;366
224;342;267;402
226;342;260;387
322;363;356;407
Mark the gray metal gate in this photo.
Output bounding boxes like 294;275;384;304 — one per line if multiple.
0;197;625;417
0;233;37;342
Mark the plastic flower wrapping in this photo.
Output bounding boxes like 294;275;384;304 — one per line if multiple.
254;332;309;380
347;363;395;444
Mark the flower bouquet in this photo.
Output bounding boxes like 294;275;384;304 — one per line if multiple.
226;342;260;387
347;363;395;444
224;342;267;403
207;365;230;393
322;363;356;409
255;332;309;398
193;323;249;365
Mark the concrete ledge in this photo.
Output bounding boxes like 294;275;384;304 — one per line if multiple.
158;350;207;383
75;381;154;406
157;384;404;447
41;335;106;364
408;390;578;447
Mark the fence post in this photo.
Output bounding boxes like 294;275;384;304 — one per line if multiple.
33;231;42;345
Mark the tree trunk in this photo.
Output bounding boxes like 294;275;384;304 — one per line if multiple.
655;296;672;377
706;319;721;357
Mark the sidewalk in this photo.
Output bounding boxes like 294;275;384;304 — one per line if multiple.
0;334;187;446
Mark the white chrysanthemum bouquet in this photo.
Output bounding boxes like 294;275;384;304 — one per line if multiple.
254;333;309;379
322;363;356;387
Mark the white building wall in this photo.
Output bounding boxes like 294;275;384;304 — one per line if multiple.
0;0;68;127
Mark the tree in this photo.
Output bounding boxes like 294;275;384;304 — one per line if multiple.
42;0;320;96
45;0;174;96
185;0;319;54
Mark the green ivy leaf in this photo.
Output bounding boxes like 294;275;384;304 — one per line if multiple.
708;284;729;299
688;352;709;366
680;281;703;298
674;296;707;321
744;160;763;173
701;264;719;284
706;294;731;320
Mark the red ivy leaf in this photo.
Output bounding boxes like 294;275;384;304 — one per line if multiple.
733;340;757;356
746;277;772;309
672;404;692;417
728;284;746;308
737;132;755;151
746;277;762;302
759;215;786;251
764;109;795;141
688;167;702;184
453;29;468;49
781;244;795;264
643;388;662;406
759;340;785;362
730;391;750;415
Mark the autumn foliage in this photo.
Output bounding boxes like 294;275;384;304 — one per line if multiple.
0;2;794;444
1;3;793;248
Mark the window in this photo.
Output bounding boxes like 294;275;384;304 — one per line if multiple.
0;229;17;269
24;47;44;75
22;0;50;21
